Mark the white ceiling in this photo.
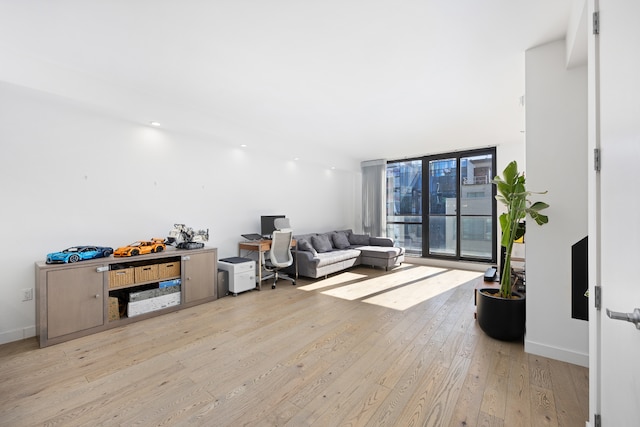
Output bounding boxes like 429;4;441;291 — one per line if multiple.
0;1;572;170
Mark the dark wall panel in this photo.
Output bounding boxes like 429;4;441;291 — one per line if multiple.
571;236;588;321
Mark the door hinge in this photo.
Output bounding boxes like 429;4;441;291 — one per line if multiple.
594;413;601;427
594;148;601;172
593;11;600;35
595;285;602;310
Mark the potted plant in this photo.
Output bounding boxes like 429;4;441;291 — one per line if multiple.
476;160;549;341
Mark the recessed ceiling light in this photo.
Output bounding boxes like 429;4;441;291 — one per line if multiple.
240;144;247;148
150;121;161;126
294;157;300;161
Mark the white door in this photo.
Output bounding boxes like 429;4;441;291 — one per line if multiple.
590;0;640;425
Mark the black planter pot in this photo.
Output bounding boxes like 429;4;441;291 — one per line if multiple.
476;288;526;341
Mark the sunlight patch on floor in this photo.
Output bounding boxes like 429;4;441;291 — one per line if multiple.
320;266;446;301
297;272;368;291
363;269;482;310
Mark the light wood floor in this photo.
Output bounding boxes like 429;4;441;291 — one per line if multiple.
0;264;588;426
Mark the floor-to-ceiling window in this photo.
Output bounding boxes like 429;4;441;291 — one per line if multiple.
386;159;422;256
428;156;458;256
386;147;496;263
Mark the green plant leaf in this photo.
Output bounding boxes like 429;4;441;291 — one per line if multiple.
502;161;519;185
499;214;511;247
529;201;549;211
529;212;549;225
513;222;526;241
492;160;549;297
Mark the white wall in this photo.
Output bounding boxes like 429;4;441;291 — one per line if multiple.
0;82;360;344
525;40;589;366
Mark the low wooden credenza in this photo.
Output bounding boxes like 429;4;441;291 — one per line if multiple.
35;246;217;347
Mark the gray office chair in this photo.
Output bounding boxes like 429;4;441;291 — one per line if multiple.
274;218;290;230
262;228;295;289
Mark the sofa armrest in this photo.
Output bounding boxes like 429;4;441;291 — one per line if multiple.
294;250;320;266
370;236;394;247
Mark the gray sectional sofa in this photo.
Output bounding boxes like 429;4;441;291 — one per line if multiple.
290;229;405;279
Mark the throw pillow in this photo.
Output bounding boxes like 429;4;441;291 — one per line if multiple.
311;234;333;253
348;233;370;246
332;232;350;249
297;239;318;256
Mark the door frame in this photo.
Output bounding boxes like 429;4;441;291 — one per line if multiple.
587;0;600;423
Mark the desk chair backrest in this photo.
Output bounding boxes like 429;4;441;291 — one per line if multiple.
269;229;293;268
274;218;291;230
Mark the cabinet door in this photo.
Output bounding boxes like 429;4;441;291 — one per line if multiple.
47;266;104;339
183;251;216;303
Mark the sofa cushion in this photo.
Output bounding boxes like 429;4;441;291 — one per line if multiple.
348;233;370;246
357;245;404;259
331;231;351;249
311;234;333;253
335;229;353;237
315;249;362;267
297;239;318;256
369;236;394;247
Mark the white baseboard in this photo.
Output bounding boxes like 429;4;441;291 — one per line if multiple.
0;325;36;346
406;257;486;272
525;339;589;367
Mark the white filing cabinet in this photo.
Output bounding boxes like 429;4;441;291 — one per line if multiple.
218;257;255;296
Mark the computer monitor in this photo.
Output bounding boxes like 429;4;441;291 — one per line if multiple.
261;215;285;238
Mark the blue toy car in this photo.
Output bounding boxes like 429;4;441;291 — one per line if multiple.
46;246;114;264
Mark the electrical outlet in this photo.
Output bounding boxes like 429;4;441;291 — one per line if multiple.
22;288;33;302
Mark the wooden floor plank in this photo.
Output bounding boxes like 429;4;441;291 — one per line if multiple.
530;385;560;427
448;332;495;427
548;358;589;427
504;344;532;427
0;266;589;426
399;355;471;426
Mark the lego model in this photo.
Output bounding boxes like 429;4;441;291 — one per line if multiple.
46;246;114;264
113;238;166;257
166;224;209;250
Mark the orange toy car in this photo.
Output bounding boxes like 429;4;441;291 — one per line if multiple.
114;238;166;257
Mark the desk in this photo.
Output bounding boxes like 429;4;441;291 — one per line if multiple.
238;239;296;290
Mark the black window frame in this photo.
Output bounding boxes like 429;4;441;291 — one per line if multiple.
386;147;497;264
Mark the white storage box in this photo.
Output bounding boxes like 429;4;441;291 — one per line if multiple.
128;292;181;317
129;284;181;302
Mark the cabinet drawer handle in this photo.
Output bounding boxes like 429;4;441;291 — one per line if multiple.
142;267;151;271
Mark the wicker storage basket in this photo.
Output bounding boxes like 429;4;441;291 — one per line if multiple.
135;264;159;283
109;268;135;289
158;262;180;279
